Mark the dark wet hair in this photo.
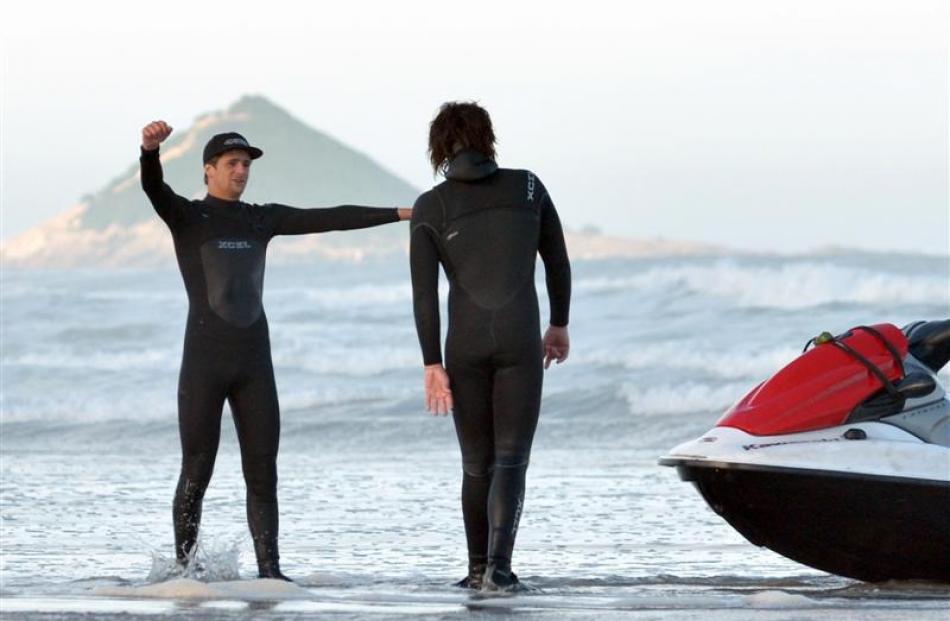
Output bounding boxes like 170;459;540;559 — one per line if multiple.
428;102;496;174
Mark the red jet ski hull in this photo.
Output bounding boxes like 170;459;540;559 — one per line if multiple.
718;324;908;436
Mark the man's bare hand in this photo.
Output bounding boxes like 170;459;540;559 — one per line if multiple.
543;325;570;369
397;208;412;221
423;364;453;416
142;121;173;151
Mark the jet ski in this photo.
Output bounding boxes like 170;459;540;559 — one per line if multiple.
660;319;950;583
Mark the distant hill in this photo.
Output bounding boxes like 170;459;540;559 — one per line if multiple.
81;95;419;230
1;95;722;267
1;95;420;267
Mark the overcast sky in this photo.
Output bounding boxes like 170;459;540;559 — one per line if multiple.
1;0;947;254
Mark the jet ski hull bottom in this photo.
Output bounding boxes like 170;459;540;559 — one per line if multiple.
673;461;950;583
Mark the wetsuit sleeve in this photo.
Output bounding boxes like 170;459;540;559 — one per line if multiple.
140;147;186;228
409;196;443;365
537;189;572;327
268;204;400;236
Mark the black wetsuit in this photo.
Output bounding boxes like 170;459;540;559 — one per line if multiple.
409;150;571;575
140;147;399;575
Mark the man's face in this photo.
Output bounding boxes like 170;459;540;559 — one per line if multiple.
205;149;253;199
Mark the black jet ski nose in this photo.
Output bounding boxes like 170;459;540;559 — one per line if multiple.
904;319;950;373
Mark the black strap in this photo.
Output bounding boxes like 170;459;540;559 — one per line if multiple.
829;339;902;399
803;326;905;399
851;325;905;376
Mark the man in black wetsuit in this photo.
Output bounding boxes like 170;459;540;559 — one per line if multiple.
409;103;571;591
139;120;409;581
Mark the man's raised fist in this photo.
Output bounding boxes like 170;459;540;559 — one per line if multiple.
142;121;173;150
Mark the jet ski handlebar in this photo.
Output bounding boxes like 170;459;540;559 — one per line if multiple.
903;319;950;373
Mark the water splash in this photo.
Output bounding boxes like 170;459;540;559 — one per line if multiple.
147;537;242;583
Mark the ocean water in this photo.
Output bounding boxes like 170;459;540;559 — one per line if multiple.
2;251;949;620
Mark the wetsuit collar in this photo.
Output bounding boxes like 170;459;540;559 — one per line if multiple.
445;150;498;181
203;193;244;207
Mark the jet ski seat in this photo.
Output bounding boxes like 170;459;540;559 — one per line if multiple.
849;371;937;422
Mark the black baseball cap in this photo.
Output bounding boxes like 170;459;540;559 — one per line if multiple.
202;132;263;163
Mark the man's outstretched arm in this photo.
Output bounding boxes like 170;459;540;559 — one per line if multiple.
270;205;411;236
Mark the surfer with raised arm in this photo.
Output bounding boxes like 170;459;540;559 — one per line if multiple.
140;120;410;581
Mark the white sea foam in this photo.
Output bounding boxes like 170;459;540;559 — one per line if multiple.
3;347;178;371
577;344;800;380
270;282;416;309
744;590;815;608
273;344;419;376
621;381;749;416
576;260;949;308
82;289;183;303
275;384;416;413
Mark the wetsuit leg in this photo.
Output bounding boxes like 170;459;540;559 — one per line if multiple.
487;349;543;571
174;341;227;563
227;349;282;575
447;355;494;572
